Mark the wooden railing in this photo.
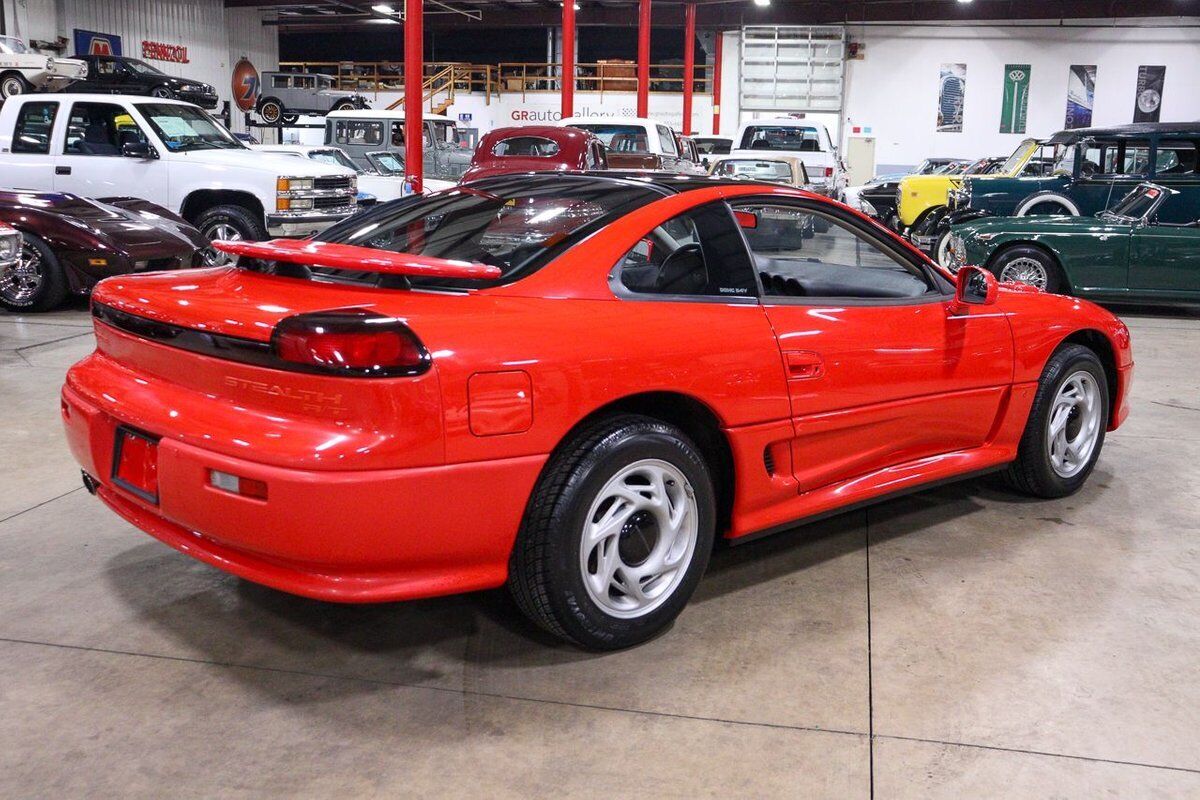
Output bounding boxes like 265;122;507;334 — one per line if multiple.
278;60;712;99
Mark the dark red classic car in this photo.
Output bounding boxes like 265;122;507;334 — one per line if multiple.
0;191;206;312
460;125;607;182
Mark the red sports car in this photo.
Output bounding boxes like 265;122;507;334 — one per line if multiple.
62;174;1133;650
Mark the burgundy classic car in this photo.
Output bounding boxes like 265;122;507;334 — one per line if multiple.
0;191;206;312
461;126;607;183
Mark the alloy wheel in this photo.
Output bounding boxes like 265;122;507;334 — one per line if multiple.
0;240;43;305
202;223;243;267
1046;371;1102;479
578;458;699;619
1000;256;1049;290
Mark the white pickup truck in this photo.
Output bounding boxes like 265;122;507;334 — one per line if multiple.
730;118;847;199
0;94;358;263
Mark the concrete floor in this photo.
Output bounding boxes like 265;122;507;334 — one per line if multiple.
2;301;1199;799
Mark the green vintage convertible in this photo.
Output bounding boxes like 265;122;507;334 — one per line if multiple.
945;183;1199;304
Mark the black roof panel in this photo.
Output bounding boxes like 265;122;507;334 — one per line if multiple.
1047;122;1200;144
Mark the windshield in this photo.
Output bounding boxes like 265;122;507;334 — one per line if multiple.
999;140;1038;175
368;152;405;175
124;58;166;77
570;124;648;153
315;176;658;289
0;36;31;55
307;149;360;172
713;159;793;183
139;103;243;151
1103;184;1165;221
429;120;460;150
738;125;823;153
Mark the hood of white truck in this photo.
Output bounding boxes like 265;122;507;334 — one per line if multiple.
170;149;356;178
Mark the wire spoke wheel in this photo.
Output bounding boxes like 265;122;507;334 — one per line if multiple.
1046;371;1102;479
579;458;699;619
1000;256;1049;290
0;239;44;305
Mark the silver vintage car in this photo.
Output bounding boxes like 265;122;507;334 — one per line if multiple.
256;71;369;125
324;109;473;181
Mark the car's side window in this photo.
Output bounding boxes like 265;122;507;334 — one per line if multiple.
657;125;678;156
615;202;757;300
1154;139;1197;175
733;201;938;301
272;75;290;89
11;101;58;155
63;102;148;156
334;120;382;146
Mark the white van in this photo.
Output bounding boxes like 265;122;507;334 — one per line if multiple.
730;118;846;198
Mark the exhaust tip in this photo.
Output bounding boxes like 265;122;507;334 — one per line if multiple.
81;471;99;495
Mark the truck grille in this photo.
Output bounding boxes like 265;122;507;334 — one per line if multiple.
313;196;356;211
315;176;355;192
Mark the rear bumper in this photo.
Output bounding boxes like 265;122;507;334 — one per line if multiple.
62;383;547;603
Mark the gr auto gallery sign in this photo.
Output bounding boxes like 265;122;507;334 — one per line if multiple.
142;40;189;64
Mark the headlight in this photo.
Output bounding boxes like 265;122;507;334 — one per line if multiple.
859;199;879;218
179;84;199;92
277;177;315;193
0;229;20;262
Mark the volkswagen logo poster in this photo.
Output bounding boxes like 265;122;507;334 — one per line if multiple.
1000;64;1031;134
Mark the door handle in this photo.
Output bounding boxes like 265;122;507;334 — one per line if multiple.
55;166;71;175
784;350;824;380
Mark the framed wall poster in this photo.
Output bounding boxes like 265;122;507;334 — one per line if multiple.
1064;65;1096;130
1133;66;1165;123
937;63;966;132
1000;64;1031;134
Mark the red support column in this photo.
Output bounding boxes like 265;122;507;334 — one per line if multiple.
404;0;423;194
636;0;650;117
562;0;575;119
681;3;695;135
711;31;723;137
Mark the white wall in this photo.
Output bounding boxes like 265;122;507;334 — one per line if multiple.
1;0;278;133
843;21;1200;171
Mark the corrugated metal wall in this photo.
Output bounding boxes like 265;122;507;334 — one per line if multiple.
2;0;278;132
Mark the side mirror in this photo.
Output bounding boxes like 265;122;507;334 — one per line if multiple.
950;265;998;313
122;141;156;159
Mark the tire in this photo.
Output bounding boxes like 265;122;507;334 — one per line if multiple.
0;232;69;312
934;229;954;268
193;205;267;268
0;72;31;99
988;244;1066;294
1004;344;1108;499
150;85;175;99
1014;192;1081;217
332;100;358;112
258;99;283;125
508;414;716;650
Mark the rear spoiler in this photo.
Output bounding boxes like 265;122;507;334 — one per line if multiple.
212;239;501;280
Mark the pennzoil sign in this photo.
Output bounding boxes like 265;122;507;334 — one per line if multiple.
142;40;189;64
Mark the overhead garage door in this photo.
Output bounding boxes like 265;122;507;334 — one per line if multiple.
739;25;846;113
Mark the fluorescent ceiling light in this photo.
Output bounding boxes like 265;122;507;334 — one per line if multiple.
753;0;771;7
372;4;395;13
368;17;400;23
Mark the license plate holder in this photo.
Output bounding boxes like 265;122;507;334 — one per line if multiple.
111;426;160;504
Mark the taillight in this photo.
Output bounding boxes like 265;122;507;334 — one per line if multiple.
824;167;834;177
271;310;430;377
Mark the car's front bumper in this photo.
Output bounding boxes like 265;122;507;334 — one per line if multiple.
179;91;219;109
265;208;357;238
62;380;546;603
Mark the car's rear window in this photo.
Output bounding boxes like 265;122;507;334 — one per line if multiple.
739;125;823;153
714;159;793;182
570;124;648;153
314;176;661;289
